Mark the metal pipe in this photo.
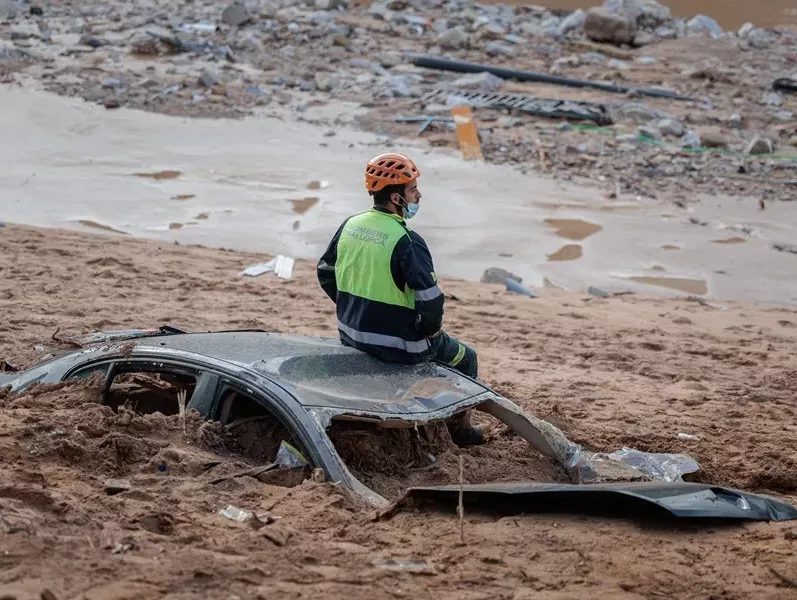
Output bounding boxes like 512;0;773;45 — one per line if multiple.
412;56;695;102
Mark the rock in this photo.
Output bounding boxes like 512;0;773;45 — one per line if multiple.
681;131;702;148
584;7;636;45
0;0;17;19
315;0;345;9
636;55;657;65
699;128;729;149
314;71;334;91
588;286;610;297
633;31;656;46
655;26;678;39
558;9;586;37
375;52;401;68
103;97;120;109
82;85;106;103
636;124;660;139
437;27;469;49
485;41;513;57
658;118;684;137
540;16;562;38
603;0;671;28
199;69;219;88
10;24;39;40
612;102;658;123
259;1;279;18
29;4;43;15
481;267;522;285
762;92;783;107
608;58;631;70
477;23;508;41
130;34;161;55
78;34;105;48
747;28;778;49
451;71;504;92
728;113;743;129
686;15;723;37
737;22;755;37
788;135;797;147
773;110;794;122
745;135;773;155
222;2;251;27
518;21;543;37
104;478;132;495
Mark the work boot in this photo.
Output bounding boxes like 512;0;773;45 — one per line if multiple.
446;409;485;447
450;423;485;447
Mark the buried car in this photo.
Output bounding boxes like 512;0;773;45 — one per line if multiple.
2;327;796;521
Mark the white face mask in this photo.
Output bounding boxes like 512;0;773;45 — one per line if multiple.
395;194;419;219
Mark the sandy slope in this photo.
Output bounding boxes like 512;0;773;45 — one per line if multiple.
1;223;797;599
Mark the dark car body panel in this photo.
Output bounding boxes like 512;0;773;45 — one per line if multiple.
397;482;797;522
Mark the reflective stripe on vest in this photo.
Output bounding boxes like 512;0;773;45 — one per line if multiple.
335;209;415;309
337;321;429;354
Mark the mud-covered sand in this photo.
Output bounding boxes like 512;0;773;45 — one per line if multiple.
2;223;797;599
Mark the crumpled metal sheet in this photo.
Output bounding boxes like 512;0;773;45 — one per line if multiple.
392;482;797;522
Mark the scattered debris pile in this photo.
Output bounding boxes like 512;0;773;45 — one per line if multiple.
0;0;796;200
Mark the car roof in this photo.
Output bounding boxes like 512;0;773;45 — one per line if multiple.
130;331;489;416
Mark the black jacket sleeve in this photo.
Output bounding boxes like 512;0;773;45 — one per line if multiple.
394;231;444;337
317;220;348;303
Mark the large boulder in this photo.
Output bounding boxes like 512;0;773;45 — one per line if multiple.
584;7;636;45
603;0;671;29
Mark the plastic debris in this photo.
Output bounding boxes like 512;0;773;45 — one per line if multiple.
239;255;294;278
274;255;295;279
505;278;537;297
589;447;701;482
219;505;253;522
373;557;432;572
178;22;219;33
275;441;308;468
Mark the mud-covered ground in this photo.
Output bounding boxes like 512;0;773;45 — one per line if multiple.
2;223;797;599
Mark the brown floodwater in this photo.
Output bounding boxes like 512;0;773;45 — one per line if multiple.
547;243;583;261
480;0;797;29
544;218;603;241
625;276;709;295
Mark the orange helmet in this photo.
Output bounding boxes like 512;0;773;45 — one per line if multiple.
365;152;420;193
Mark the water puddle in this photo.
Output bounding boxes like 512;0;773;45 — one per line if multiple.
547;244;582;262
291;197;320;215
712;237;747;244
77;220;128;235
134;170;182;180
545;218;602;241
625;276;708;295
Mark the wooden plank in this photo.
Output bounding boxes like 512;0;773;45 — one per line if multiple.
450;104;484;161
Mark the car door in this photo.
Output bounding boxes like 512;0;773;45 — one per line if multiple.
65;358;217;417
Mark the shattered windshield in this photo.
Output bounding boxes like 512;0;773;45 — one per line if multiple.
250;338;486;413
